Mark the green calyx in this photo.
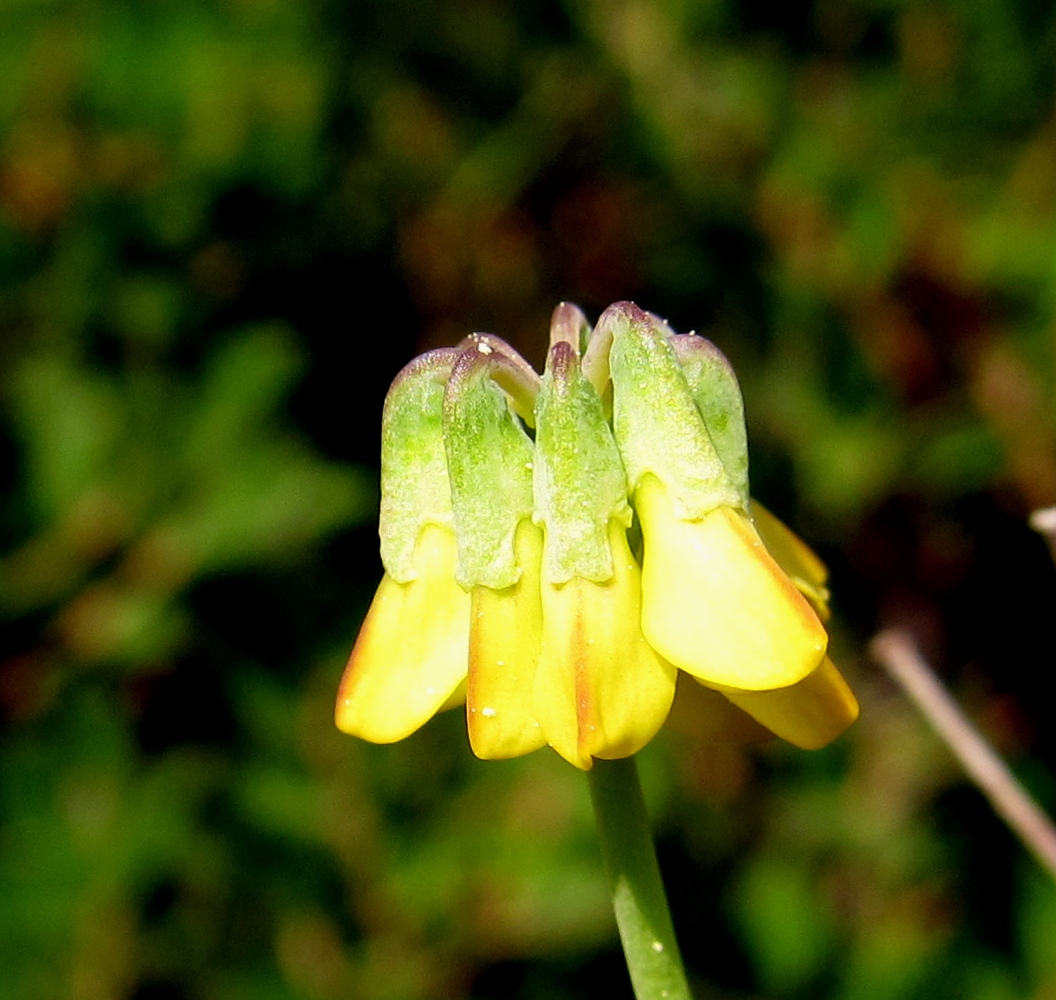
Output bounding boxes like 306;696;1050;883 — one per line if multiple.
443;344;536;590
605;302;747;518
379;349;460;583
669;334;749;501
379;305;751;585
534;340;632;584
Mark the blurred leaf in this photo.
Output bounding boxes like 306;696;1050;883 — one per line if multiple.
731;854;835;992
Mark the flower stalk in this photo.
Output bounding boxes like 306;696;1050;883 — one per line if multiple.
588;756;693;1000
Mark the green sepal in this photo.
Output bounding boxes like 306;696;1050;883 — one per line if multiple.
669;334;749;503
605;302;744;518
378;349;459;583
443;345;536;590
534;341;631;584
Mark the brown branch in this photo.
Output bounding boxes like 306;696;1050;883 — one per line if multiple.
870;629;1056;884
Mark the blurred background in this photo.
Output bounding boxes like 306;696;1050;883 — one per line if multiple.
3;0;1056;997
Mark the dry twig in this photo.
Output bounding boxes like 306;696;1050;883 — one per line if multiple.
870;629;1056;884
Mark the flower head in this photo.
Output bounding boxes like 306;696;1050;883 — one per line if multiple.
336;302;858;767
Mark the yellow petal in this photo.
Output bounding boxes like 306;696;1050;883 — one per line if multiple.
664;671;772;743
720;658;859;749
534;521;676;769
750;500;831;620
335;523;470;742
467;520;548;759
637;475;828;691
438;680;467;711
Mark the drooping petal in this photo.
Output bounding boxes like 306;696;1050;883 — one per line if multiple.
719;658;860;750
636;475;828;692
335;523;470;742
467;519;548;759
534;522;676;770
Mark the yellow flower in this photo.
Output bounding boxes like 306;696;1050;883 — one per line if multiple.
527;337;676;769
335;303;858;765
335;522;469;742
636;473;827;693
465;518;548;759
604;301;858;750
336;348;470;744
657;496;858;750
533;520;675;769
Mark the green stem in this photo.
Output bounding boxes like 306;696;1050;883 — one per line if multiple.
587;756;693;1000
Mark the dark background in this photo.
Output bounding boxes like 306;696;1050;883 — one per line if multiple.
3;1;1056;997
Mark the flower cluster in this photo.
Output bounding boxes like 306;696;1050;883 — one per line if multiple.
335;302;858;769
